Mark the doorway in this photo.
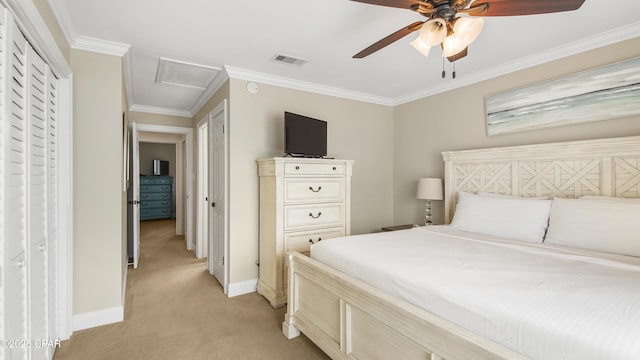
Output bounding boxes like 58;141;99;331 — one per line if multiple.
196;100;229;294
128;123;194;268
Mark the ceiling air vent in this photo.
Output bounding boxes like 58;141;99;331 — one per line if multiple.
271;54;308;67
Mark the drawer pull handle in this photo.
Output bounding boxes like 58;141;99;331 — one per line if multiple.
308;212;322;219
308;237;323;244
308;186;322;192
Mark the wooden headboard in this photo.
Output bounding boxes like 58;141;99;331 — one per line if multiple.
442;136;640;224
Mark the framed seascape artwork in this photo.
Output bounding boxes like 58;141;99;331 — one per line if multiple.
485;57;640;136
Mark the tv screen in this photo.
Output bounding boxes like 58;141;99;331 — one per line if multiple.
284;112;327;157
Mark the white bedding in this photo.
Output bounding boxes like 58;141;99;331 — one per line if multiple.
310;226;640;360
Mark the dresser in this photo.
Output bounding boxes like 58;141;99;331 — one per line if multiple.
140;176;174;220
257;157;354;307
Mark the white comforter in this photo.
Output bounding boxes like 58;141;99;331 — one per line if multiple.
310;226;640;360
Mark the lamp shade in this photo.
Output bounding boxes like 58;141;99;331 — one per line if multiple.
442;17;484;58
416;178;443;200
410;37;433;57
453;17;484;47
419;18;447;46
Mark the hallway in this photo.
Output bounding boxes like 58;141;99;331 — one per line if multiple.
55;220;327;359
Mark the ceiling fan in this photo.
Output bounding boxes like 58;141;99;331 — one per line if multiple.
351;0;586;62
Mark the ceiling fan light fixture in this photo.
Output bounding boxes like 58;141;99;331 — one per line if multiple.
419;18;447;46
441;33;466;58
452;17;484;46
410;37;433;57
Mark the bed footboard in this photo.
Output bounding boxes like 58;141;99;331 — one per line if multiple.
282;252;525;360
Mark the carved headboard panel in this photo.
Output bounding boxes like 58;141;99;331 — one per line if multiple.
442;136;640;224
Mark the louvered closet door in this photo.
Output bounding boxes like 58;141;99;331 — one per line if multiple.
0;5;60;358
0;7;7;357
28;44;50;360
3;13;30;360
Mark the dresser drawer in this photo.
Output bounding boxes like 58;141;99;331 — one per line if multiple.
140;177;155;185
284;162;345;176
141;200;172;209
154;177;172;184
140;192;171;201
284;203;344;230
140;184;172;193
285;227;345;254
141;176;172;185
284;178;344;203
140;208;171;219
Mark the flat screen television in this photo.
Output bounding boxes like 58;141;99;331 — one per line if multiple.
284;112;327;158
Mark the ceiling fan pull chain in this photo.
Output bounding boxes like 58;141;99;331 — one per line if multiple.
442;57;446;79
453;60;456;79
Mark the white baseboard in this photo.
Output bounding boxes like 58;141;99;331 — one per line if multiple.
72;306;124;331
227;278;258;298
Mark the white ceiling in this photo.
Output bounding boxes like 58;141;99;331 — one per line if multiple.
52;0;640;116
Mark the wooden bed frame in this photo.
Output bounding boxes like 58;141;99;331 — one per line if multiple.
282;135;640;360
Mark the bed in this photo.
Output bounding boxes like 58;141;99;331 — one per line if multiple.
281;135;640;360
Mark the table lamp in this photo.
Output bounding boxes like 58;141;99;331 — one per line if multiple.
416;178;443;225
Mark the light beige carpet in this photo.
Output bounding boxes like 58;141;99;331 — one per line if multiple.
54;219;329;360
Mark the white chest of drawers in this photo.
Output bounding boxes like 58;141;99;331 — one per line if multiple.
257;157;354;307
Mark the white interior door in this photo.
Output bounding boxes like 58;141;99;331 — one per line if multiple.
208;100;228;293
197;120;209;259
131;123;141;268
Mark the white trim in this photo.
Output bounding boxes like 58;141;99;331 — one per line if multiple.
2;0;71;76
72;306;124;331
394;22;640;105
72;35;131;57
227;279;258;298
129;104;193;118
135;124;194;251
56;76;73;340
122;264;128;306
190;68;230;116
196;115;208;260
224;66;395;107
123;50;134;111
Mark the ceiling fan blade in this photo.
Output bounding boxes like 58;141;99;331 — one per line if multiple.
349;0;423;10
353;21;424;58
447;47;468;62
469;0;586;16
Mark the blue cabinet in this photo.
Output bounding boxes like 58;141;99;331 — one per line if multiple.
140;176;174;220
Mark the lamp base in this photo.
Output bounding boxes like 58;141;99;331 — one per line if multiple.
424;200;433;226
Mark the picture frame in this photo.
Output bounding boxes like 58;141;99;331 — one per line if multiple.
485;57;640;136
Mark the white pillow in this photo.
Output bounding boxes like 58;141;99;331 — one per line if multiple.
579;195;640;203
450;191;552;243
545;197;640;257
478;191;549;200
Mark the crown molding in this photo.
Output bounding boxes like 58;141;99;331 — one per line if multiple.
189;67;230;116
224;66;395;107
129;104;193;118
394;22;640;106
72;35;131;57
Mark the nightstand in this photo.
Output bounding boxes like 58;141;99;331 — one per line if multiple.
381;224;417;232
